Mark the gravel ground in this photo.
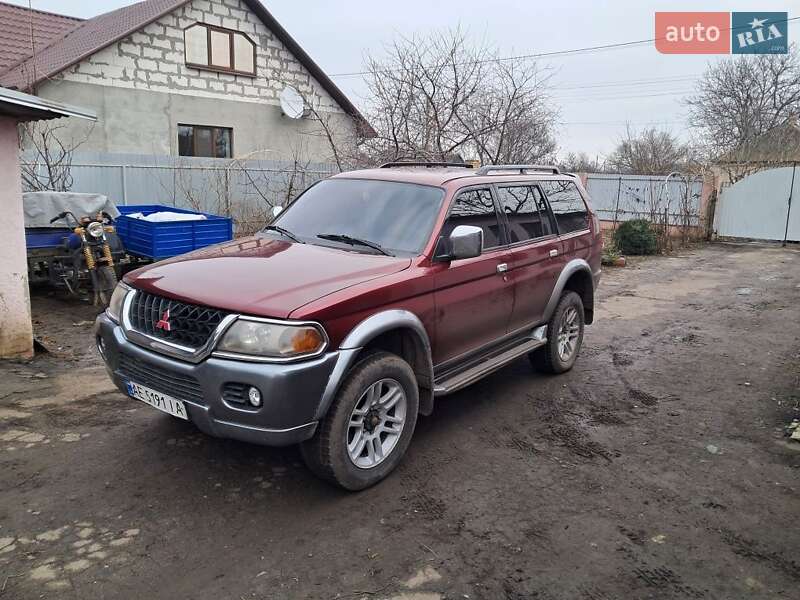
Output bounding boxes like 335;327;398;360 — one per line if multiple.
0;242;798;600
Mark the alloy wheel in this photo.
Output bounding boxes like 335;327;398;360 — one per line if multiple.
346;378;407;469
557;306;581;362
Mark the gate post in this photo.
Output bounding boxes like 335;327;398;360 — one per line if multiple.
782;162;797;247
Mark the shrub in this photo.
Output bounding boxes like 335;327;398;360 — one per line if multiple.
613;219;657;255
601;241;621;266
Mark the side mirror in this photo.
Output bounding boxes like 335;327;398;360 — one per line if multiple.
271;205;283;218
446;225;483;261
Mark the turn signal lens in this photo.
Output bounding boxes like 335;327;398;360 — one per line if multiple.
290;328;324;354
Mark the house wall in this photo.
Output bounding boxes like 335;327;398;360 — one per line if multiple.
33;0;357;161
0;117;34;359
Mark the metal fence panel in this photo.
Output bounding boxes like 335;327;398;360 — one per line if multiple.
21;152;339;234
715;166;796;241
585;173;704;227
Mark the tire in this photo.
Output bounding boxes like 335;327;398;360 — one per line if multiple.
530;291;585;374
95;265;118;307
300;351;419;491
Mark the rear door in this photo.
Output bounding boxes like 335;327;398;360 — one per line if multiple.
540;180;593;263
495;183;563;331
432;186;514;365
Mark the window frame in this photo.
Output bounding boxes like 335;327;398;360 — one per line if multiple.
538;179;591;238
492;182;559;248
177;123;234;158
435;184;508;257
183;22;257;77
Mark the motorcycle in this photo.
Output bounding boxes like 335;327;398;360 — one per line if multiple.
48;210;123;306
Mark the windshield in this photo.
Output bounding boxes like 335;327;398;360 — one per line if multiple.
271;179;445;256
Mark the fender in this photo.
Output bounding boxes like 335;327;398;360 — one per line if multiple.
542;258;593;323
315;310;435;420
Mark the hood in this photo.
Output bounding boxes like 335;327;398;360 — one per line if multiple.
125;235;412;318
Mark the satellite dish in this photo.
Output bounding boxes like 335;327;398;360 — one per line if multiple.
279;86;305;119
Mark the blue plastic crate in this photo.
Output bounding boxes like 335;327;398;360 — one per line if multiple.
116;205;233;260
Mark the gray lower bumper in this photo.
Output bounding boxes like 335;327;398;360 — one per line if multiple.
95;313;343;446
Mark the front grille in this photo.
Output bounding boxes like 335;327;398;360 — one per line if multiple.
117;352;204;404
129;290;226;348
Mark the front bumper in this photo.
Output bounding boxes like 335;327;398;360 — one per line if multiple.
95;313;342;446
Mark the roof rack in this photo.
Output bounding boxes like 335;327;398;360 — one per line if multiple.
379;162;474;169
475;164;560;176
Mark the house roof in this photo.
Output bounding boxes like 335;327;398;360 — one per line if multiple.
716;116;800;164
0;85;96;122
0;0;371;133
0;1;82;75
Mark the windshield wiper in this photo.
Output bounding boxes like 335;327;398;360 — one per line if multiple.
263;225;303;243
317;233;394;256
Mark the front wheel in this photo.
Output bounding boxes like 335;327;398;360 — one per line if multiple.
530;291;585;374
300;351;419;490
94;265;118;307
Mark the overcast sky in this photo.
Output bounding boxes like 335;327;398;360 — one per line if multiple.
7;1;797;159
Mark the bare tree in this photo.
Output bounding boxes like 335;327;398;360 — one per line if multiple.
362;28;558;164
559;151;606;173
607;126;689;175
19;120;91;191
686;48;800;161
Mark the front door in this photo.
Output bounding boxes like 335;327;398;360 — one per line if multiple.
495;183;563;332
432;187;513;365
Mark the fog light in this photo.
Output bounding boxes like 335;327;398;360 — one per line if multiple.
96;335;106;359
248;386;262;407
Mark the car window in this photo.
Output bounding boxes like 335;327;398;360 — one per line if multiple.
496;185;553;243
441;188;502;250
273;179;445;255
540;180;589;235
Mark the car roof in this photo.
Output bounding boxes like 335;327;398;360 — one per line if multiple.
330;167;577;188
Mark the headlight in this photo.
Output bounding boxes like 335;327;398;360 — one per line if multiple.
216;319;327;359
106;283;130;323
87;221;104;238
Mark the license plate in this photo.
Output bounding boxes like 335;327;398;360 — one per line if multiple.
126;381;189;420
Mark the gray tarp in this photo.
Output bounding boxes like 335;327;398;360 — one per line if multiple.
23;192;120;228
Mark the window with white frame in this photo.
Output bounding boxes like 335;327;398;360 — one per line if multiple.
184;23;256;76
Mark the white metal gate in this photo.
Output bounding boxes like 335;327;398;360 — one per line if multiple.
715;166;799;242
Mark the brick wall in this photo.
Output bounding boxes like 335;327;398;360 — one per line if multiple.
56;0;343;114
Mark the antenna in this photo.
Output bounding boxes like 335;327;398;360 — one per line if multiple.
279;86;305;119
28;0;38;89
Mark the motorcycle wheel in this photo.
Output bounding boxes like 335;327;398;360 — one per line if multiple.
94;265;118;307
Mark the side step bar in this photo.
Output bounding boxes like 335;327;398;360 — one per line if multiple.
433;327;547;396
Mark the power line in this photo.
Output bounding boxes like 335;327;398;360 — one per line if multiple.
328;16;800;79
556;74;700;91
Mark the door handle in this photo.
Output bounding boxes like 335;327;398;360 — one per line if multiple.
549;249;559;258
496;263;508;274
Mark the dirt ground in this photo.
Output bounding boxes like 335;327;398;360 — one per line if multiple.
0;242;798;600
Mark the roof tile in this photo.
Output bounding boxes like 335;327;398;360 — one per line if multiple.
0;1;82;75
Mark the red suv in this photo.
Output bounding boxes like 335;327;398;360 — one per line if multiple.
96;163;602;489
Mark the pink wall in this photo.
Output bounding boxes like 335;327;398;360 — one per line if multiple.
0;116;33;358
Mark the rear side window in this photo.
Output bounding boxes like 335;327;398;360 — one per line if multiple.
540;181;589;234
442;188;501;249
496;185;553;243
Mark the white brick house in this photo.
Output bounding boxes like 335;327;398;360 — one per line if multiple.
0;0;369;161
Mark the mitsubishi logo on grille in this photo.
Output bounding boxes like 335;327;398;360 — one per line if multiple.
155;309;171;332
